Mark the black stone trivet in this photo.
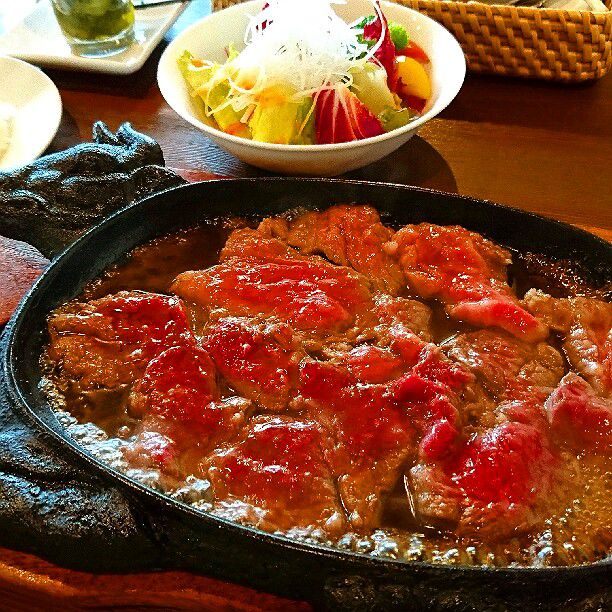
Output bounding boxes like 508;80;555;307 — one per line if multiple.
0;122;185;258
0;123;186;570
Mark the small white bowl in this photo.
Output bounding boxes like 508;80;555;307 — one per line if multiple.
0;56;62;170
158;0;465;176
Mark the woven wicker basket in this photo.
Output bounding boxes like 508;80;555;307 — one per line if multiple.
212;0;611;82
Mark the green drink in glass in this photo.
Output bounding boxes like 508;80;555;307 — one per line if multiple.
51;0;135;57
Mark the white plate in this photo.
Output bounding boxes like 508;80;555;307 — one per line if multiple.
0;55;62;170
0;0;188;75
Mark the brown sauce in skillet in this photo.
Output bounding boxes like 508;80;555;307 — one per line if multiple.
41;216;612;568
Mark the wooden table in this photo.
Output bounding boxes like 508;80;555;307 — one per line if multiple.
48;0;612;242
2;0;611;608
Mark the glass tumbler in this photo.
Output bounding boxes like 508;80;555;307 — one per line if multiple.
51;0;135;57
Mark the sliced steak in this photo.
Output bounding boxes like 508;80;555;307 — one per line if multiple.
47;290;192;394
221;205;405;296
297;344;472;530
298;359;416;530
205;416;345;534
123;427;178;472
129;344;217;426
171;256;374;340
408;421;558;539
125;396;252;479
443;329;564;404
388;223;548;341
343;344;405;384
525;289;612;397
127;343;252;475
327;295;433;363
407;464;462;528
324;298;436;385
203;316;303;411
374;294;433;342
545;373;612;454
408;330;564;539
277;205;405;295
219;226;296;262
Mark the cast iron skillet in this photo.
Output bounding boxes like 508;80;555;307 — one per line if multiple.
3;179;611;610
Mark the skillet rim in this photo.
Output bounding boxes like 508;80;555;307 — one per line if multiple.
3;177;611;578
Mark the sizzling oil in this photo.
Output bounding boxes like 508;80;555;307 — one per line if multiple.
42;219;612;568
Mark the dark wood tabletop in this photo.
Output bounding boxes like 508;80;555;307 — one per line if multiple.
2;0;611;608
47;0;612;241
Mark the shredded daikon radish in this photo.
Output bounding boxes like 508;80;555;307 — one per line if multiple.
206;0;385;116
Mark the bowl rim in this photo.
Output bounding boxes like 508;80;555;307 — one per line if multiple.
3;177;611;578
157;0;466;152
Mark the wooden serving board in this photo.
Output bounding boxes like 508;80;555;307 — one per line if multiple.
0;547;311;611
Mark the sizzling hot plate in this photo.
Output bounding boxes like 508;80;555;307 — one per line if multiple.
3;179;611;610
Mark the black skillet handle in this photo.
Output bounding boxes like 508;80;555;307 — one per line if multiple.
0;122;186;259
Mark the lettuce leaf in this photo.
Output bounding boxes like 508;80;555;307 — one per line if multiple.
178;50;250;138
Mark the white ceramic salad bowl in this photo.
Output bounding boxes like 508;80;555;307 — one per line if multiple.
158;0;466;176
